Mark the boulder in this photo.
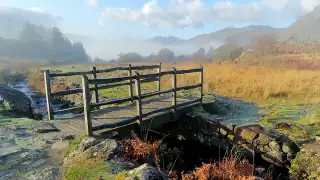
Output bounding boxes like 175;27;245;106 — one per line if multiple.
79;137;99;152
125;163;168;180
34;122;60;133
0;84;33;117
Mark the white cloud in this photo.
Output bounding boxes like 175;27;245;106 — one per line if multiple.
98;19;104;26
100;0;320;28
86;0;99;7
25;7;46;13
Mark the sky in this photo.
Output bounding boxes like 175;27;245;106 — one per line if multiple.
1;0;320;40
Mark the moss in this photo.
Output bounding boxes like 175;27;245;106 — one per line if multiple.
290;150;320;180
114;171;131;180
63;157;113;180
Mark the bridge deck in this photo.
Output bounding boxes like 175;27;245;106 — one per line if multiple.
52;96;196;136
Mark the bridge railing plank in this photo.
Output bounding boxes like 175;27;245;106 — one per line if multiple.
44;64;161;119
91;96;137;108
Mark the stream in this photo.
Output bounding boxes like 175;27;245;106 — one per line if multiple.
12;80;72;119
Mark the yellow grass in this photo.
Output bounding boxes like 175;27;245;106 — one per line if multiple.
166;62;320;103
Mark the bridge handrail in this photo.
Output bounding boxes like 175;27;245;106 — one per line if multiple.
81;66;204;136
44;63;161;120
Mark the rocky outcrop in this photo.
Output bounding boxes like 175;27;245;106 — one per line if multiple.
63;137;118;166
123;163;168;180
0;83;32;117
173;110;300;167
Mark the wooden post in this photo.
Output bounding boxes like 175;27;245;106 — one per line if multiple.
157;63;161;94
134;72;143;129
82;75;92;136
172;67;177;111
200;65;204;103
128;64;133;101
44;70;53;120
92;66;99;104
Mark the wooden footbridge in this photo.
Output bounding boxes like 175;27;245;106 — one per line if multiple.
44;64;204;136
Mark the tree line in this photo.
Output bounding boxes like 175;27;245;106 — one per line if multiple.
0;22;89;63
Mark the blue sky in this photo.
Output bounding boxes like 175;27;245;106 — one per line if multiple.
1;0;319;39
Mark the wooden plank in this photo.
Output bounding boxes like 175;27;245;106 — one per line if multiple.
53;106;84;115
82;75;93;136
95;66;129;73
176;68;202;74
139;72;160;79
142;105;173;118
91;96;137;108
176;84;201;91
141;89;173;99
172;68;177;111
92;66;99;103
89;76;135;84
157;63;161;93
96;82;132;90
131;64;159;70
44;70;53;120
140;76;159;84
176;98;201;108
92;116;139;131
51;88;82;97
161;70;174;76
50;70;93;77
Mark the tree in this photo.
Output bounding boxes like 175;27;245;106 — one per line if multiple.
18;22;42;42
118;52;145;62
192;47;206;60
206;46;214;58
213;44;243;61
156;48;175;61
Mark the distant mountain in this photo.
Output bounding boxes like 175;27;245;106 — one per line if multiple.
187;25;280;45
279;6;320;42
147;36;186;45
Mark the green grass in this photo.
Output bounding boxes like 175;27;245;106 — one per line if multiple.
62;134;87;158
63;157;113;180
0;117;35;127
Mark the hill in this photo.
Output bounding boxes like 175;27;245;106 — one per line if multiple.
187;25;280;45
279;6;320;42
147;36;186;45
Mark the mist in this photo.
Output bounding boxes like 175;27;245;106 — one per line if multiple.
79;38;224;60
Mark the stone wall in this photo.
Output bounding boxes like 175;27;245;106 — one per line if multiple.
170;109;300;167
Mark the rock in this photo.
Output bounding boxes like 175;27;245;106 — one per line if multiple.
238;128;259;144
261;150;286;167
34;123;60;133
126;163;168;180
315;135;320;142
282;141;299;154
276;122;292;129
51;141;70;151
79;137;99;152
0;83;33;117
52;134;75;141
219;128;228;136
253;133;274;145
85;139;117;159
269;141;281;151
26;166;59;180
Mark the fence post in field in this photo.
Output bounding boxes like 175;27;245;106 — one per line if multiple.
44;70;53;120
172;67;177;111
134;72;143;131
157;63;162;94
128;64;134;102
92;66;99;104
200;65;204;104
82;75;92;136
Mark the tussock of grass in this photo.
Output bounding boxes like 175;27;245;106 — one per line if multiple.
63;156;112;180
